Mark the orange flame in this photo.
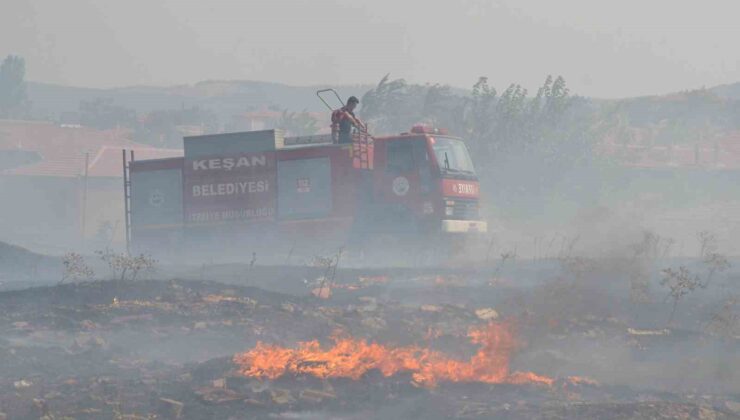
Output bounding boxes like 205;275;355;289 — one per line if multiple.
233;322;552;387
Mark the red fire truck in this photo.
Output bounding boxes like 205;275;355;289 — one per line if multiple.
126;93;486;262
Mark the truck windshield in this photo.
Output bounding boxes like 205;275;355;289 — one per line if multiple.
431;138;475;174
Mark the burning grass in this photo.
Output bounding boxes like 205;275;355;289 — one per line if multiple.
233;321;553;387
2;267;739;418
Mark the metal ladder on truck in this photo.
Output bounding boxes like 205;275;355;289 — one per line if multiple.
351;126;372;169
121;149;135;255
316;89;373;169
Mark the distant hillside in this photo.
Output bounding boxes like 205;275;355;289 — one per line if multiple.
710;81;740;100
0;241;59;284
589;83;740;148
27;80;374;121
28;78;739;119
25;78;740;148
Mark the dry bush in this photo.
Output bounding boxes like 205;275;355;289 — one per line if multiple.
631;231;674;261
61;252;94;284
698;230;718;259
525;230;673;329
701;252;730;288
627;231;675;304
95;248;157;281
127;253;158;281
658;231;731;327
491;250;517;279
309;248;343;299
660;266;702;326
96;248;125;279
556;235;581;260
695;230;730;287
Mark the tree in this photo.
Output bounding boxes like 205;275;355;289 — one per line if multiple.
276;109;319;136
422;84;463;132
0;55;29;117
360;74;415;134
135;106;219;147
360;74;468;136
491;83;529;155
358;74;593;191
79;98;137;130
464;77;497;152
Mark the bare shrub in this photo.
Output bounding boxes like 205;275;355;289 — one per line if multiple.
127;253;158;281
697;231;718;259
557;235;580;260
310;248;343;299
491;250;516;279
61;252;94;284
96;248;125;280
627;231;675;304
95;248;157;281
658;232;730;327
631;231;674;261
660;266;702;326
701;252;730;288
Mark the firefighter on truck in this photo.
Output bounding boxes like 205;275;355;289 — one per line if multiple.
331;96;366;144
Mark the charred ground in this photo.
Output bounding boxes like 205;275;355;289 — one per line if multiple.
1;251;740;419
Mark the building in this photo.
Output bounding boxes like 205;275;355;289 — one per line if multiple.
0;120;181;253
228;110;330;136
599;130;740;170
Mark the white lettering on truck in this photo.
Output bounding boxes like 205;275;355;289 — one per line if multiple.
452;183;476;195
188;207;275;222
192;181;270;197
191;155;268;171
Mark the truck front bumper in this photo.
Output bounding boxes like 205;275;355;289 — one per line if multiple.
441;220;488;233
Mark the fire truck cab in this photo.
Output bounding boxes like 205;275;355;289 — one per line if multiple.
365;125;487;236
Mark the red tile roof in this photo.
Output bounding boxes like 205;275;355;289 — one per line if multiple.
0;120;182;178
599;131;740;170
240;110;283;119
88;146;182;177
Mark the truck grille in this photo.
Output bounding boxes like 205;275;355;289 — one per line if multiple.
449;198;479;220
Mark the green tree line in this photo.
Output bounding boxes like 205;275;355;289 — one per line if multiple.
0;55;29;118
360;74;604;205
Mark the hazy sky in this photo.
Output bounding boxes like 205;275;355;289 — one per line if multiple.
2;0;739;98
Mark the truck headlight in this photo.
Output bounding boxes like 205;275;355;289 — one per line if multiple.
445;206;454;216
